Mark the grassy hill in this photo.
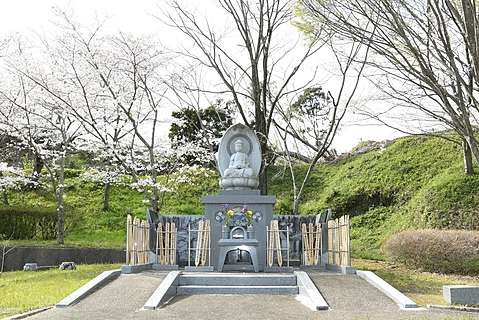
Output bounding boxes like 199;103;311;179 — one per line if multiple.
3;135;479;260
271;135;479;259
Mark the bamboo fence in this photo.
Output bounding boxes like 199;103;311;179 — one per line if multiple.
156;222;177;265
266;220;289;267
301;215;351;267
125;215;150;265
191;219;210;267
301;222;322;266
327;215;351;267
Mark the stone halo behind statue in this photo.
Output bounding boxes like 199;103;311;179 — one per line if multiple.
217;123;261;190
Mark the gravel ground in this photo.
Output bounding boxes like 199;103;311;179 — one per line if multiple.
26;271;479;320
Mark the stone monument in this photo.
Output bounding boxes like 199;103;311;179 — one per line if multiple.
217;124;261;190
203;123;275;272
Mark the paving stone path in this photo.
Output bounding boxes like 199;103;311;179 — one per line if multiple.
27;271;479;320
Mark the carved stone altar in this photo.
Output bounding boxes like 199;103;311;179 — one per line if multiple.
203;123;275;272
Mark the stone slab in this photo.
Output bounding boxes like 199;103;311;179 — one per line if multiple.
294;271;329;311
184;266;214;272
443;285;479;305
220;190;261;195
179;273;297;286
357;270;417;309
56;269;120;307
326;264;356;274
121;263;152;274
143;270;181;310
264;266;294;273
152;264;179;271
177;285;298;295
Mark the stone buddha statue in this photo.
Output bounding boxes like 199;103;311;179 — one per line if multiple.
217;123;260;190
223;139;254;178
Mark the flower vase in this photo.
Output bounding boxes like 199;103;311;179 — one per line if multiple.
222;224;229;239
247;225;254;239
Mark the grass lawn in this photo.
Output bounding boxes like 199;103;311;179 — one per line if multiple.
353;258;479;306
0;263;120;319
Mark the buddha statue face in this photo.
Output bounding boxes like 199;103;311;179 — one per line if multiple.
234;139;244;153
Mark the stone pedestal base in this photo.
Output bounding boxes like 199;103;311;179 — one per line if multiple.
202;190;275;272
220;177;259;190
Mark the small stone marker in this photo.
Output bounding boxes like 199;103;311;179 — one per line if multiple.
23;263;38;271
444;285;479;305
59;262;76;270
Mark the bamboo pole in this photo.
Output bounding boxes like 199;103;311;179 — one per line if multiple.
314;223;321;265
274;220;282;267
171;222;177;265
165;222;171;264
267;225;273;267
156;222;165;264
195;220;204;267
126;215;132;265
200;220;209;266
301;223;309;265
139;220;144;264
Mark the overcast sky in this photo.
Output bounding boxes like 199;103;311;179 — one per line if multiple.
0;0;405;153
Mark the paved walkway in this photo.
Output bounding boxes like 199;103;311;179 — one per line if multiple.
27;271;479;320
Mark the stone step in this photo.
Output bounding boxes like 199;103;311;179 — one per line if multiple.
179;273;297;287
177;285;299;295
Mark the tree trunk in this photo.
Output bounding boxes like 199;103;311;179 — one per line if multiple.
1;248;5;274
292;196;300;215
2;190;8;206
259;165;268;196
465;134;479;170
56;156;65;245
463;139;474;175
29;154;44;187
257;137;269;195
102;182;111;211
149;149;159;213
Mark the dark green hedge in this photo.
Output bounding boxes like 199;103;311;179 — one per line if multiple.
384;229;479;275
0;207;57;240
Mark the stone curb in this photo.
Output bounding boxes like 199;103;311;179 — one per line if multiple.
356;270;418;309
143;270;181;310
121;263;152;274
184;266;214;272
294;271;329;311
4;307;52;320
264;266;294;273
428;304;479;313
152;264;179;271
56;269;121;307
325;264;356;274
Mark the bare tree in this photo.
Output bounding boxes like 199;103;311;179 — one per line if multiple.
165;0;324;194
274;38;372;214
300;0;479;175
0;232;16;275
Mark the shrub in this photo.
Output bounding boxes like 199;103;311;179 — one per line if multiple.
0;207;57;240
384;229;479;275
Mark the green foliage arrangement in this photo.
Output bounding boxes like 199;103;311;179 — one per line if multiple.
384;229;479;275
0;207;57;240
